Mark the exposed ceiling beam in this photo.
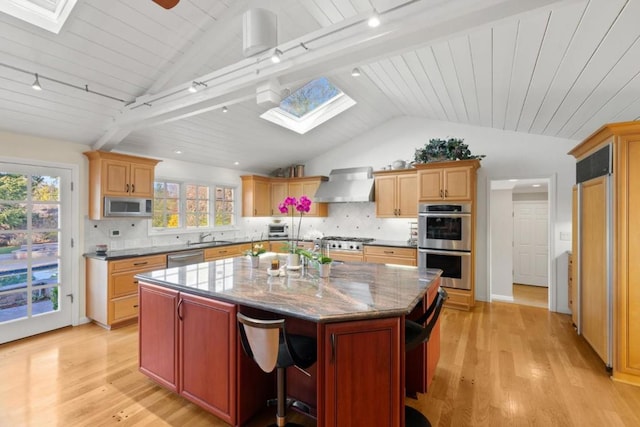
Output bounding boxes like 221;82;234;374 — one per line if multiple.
94;0;576;151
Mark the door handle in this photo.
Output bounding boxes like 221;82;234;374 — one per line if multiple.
126;183;129;193
131;184;135;193
177;299;184;321
66;293;74;303
439;189;443;198
330;333;336;363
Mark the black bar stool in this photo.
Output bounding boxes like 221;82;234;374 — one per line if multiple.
237;313;317;427
405;287;448;427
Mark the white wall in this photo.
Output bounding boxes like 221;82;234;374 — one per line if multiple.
306;116;577;313
489;189;514;302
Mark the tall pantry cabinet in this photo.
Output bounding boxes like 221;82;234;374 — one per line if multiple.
569;121;640;386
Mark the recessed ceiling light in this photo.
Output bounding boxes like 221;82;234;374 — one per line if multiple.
174;149;183;154
351;67;361;77
368;11;380;28
234;161;239;166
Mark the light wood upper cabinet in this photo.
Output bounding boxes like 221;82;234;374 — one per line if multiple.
415;159;480;202
84;151;160;219
270;180;288;217
241;175;271;217
289;176;328;217
373;170;417;218
241;175;328;217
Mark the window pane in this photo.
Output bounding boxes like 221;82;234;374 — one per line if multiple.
186;213;198;227
0;203;27;230
0;173;28;201
224;188;233;200
167;214;179;228
0;291;28;322
32;176;60;202
166;183;180;198
32;286;57;315
197;186;208;199
32;204;59;229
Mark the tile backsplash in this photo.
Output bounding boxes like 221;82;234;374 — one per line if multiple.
84;203;416;252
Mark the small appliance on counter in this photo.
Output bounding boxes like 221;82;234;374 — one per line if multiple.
268;223;289;238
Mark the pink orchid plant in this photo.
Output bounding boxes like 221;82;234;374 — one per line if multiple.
278;196;312;253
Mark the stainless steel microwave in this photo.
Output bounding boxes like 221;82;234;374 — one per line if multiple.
104;197;152;217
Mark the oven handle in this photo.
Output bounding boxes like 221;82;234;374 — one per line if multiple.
419;248;471;256
419;212;471;218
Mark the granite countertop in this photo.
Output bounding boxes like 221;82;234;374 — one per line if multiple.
136;256;441;323
84;238;415;260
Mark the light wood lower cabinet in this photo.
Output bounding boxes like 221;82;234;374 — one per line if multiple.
364;245;416;266
86;254;166;329
204;244;246;261
322;317;402;427
139;283;237;425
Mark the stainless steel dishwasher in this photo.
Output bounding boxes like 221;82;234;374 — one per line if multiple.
166;250;204;267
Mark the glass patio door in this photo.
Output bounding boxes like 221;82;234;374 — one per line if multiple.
0;162;73;344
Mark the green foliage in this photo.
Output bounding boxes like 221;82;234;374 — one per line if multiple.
51;286;59;310
414;138;485;163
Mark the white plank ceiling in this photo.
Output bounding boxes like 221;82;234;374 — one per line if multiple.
1;0;639;174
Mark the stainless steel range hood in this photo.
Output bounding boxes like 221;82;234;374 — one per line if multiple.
314;167;375;203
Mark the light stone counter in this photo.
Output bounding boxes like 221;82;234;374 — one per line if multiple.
136;254;441;323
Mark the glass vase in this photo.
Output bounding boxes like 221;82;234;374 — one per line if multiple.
250;256;260;268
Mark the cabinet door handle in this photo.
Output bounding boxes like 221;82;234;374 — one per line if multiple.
177;299;184;321
133;304;139;308
131;184;135;193
384;250;395;254
219;250;227;254
254;208;257;215
439;189;444;198
330;333;336;363
445;189;448;198
126;183;130;193
133;280;139;284
133;261;148;266
397;208;400;216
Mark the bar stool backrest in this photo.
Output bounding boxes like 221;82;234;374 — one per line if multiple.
237;313;285;373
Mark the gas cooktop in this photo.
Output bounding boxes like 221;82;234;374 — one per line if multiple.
321;236;375;251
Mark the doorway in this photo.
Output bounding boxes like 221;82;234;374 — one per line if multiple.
489;178;552;310
0;162;74;344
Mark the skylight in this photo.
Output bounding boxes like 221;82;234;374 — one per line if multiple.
260;77;356;134
0;0;78;34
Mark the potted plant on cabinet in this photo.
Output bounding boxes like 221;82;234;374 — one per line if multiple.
414;137;485;163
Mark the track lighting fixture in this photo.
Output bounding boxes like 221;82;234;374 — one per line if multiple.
368;10;380;27
222;106;228;113
351;68;361;77
271;48;283;64
188;81;207;93
32;73;42;91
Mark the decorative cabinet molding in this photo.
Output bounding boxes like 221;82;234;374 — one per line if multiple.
241;175;328;217
84;151;160;220
415;159;480;202
373;169;417;218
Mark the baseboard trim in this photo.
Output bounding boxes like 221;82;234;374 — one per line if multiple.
491;294;514;303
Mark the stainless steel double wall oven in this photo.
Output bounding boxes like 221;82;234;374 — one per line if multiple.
418;203;472;290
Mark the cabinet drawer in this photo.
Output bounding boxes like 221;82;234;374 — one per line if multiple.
111;272;139;298
110;294;139;323
365;255;416;266
364;246;416;258
443;288;472;310
204;245;242;260
110;254;166;273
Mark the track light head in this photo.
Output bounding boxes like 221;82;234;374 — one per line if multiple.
222;106;228;113
368;10;380;27
271;48;283;64
32;73;42;91
188;82;198;93
351;67;361;77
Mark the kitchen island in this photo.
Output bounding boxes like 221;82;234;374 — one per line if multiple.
135;255;442;427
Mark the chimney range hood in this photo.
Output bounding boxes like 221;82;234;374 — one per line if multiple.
314;167;375;203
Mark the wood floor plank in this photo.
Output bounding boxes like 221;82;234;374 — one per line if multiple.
2;301;640;426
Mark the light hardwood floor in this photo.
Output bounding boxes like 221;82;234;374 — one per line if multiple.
512;283;548;309
2;302;640;426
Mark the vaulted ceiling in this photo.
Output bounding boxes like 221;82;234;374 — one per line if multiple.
1;0;639;174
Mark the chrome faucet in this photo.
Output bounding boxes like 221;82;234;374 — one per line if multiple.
199;232;212;243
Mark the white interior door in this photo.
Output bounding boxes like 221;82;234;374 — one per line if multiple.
513;201;548;286
0;163;73;344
